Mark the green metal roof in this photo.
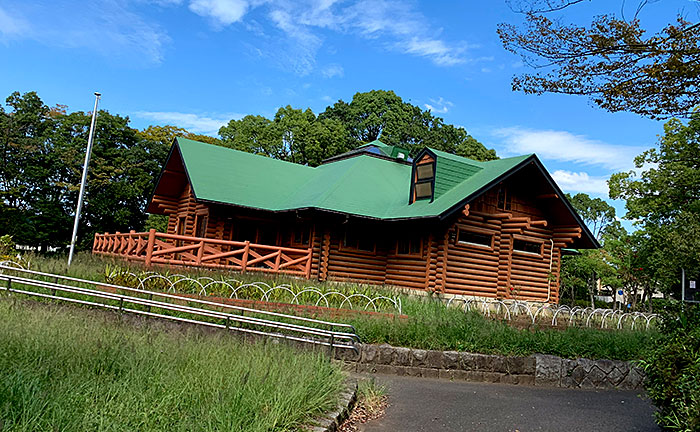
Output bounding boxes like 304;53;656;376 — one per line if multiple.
173;137;532;220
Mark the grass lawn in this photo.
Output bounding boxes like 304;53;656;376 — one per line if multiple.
0;298;344;432
13;253;658;361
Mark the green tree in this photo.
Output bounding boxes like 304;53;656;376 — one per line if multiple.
610;116;700;295
320;90;498;160
499;1;700;118
0;91;63;248
566;193;616;240
560;193;619;306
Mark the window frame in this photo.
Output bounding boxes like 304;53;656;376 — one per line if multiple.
497;187;512;211
512;235;544;257
290;225;313;247
455;226;495;251
410;155;436;203
396;237;423;257
341;228;377;254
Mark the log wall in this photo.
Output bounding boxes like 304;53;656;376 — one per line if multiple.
155;176;579;303
326;230;388;284
385;238;430;290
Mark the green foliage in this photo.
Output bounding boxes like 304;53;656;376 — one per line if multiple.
499;3;700;119
320;90;498;160
610;115;700;295
0;92;173;250
639;304;700;431
144;214;169;232
220;90;497;166
26;253;656;361
0;234;15;257
0;299;344;432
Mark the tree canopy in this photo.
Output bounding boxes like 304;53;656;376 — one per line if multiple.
610;115;700;289
498;0;700;118
1;89;494;250
220;90;497;166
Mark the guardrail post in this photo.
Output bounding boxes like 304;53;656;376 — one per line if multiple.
241;241;249;273
145;229;156;267
328;333;334;358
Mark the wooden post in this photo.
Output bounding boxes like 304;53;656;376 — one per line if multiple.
305;248;312;279
196;240;205;265
241;241;249;273
145;229;156;267
273;250;281;271
92;233;98;253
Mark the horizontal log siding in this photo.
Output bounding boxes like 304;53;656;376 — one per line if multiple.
326;233;387;285
385;246;429;290
444;214;500;297
507;225;554;301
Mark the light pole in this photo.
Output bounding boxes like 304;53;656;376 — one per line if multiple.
67;92;101;266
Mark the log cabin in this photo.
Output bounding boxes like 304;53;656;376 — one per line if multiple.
95;137;598;303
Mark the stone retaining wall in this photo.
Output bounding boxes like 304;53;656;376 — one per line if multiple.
335;344;644;390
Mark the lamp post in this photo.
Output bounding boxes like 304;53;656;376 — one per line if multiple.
67;92;101;266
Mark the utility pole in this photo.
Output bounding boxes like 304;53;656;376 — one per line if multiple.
67;92;101;266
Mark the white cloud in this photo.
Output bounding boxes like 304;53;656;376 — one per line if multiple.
551;170;610;196
402;37;464;66
0;1;169;65
189;0;250;26
183;0;472;72
135;111;243;135
424;97;453;114
321;63;344;78
0;6;29;38
493;127;644;171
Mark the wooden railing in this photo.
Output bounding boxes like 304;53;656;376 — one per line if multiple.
93;229;313;278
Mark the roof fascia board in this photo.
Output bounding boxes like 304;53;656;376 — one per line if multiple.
439;155;599;248
146;139;180;214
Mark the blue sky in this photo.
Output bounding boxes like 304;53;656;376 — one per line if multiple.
1;0;697;226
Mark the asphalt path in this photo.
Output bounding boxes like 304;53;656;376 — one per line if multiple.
359;374;659;432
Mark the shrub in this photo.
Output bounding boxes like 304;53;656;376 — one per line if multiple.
639;303;700;431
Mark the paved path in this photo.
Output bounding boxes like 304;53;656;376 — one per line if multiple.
359;374;659;432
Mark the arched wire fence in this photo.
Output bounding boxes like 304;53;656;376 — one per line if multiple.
444;296;659;330
0;260;658;330
103;267;403;314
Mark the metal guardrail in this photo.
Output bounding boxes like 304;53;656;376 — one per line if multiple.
0;264;359;352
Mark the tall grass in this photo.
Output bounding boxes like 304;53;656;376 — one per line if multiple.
13;253;658;361
0;298;344;432
346;299;655;360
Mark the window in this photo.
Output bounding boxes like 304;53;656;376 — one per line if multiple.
416;164;434;180
414;182;432;200
292;226;311;246
233;219;257;242
457;229;493;248
513;239;542;255
497;188;511;211
411;153;436;203
343;229;375;253
397;237;422;256
194;214;208;238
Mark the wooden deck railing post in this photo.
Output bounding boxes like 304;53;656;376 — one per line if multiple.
196;240;205;265
145;229;156;267
305;248;312;279
241;241;249;273
92;233;98;253
273;250;281;271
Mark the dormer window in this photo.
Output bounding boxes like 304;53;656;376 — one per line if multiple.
410;151;436;203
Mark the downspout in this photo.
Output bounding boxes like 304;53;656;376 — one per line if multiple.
546;239;554;303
